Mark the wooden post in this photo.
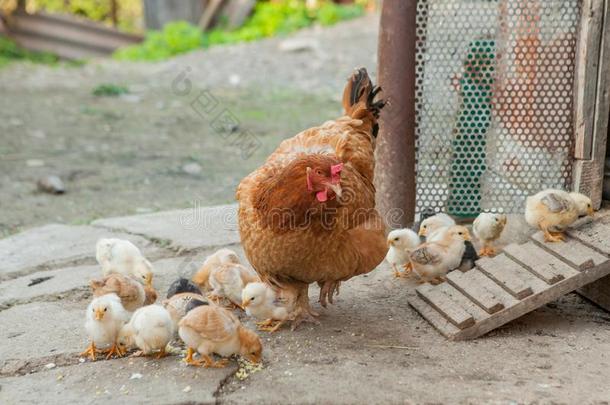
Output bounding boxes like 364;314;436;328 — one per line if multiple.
110;0;118;27
573;0;610;208
375;0;417;228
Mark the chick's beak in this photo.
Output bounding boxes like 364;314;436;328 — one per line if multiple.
463;232;472;241
418;229;426;237
246;353;261;364
241;299;250;308
588;207;595;216
145;274;153;288
387;239;394;247
94;309;104;320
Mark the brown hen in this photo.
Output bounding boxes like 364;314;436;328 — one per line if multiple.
236;68;387;328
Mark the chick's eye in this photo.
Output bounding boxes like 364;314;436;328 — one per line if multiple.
394;237;399;241
423;225;427;229
250;297;255;301
104;308;107;312
458;232;463;235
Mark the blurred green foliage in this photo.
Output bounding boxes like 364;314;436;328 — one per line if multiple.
114;0;365;61
0;35;59;67
92;83;129;96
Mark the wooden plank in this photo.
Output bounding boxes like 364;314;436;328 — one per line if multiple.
446;271;505;314
503;242;579;284
476;255;534;299
578;274;610;312
408;295;461;339
199;0;225;30
531;232;607;270
572;0;610;208
435;282;490;321
416;284;475;329
573;0;604;159
567;220;610;255
451;260;610;340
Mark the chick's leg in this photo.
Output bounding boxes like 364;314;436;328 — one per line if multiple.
392;264;401;278
184;347;203;366
402;262;413;277
539;220;564;243
479;243;497;257
260;320;284;333
155;347;167;359
256;319;274;328
80;342;97;361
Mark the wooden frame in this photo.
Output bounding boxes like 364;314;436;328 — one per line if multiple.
573;0;610;209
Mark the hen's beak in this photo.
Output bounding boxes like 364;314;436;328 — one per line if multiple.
328;183;342;198
94;309;104;321
145;274;153;288
588;207;595;216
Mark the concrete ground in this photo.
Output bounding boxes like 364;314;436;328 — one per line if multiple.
1;206;610;404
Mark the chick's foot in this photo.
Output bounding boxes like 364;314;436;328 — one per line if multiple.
105;343;123;360
259;320;285;333
202;354;229;368
80;342;97;361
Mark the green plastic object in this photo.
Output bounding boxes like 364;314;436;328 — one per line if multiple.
447;39;496;217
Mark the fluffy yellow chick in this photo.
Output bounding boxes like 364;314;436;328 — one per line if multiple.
418;213;456;239
90;273;157;312
178;305;263;367
117;305;174;358
163;292;210;329
473;213;507;256
525;189;594;242
207;263;260;308
81;293;129;361
385;228;421;278
241;282;296;332
192;248;241;290
409;225;471;284
96;238;154;287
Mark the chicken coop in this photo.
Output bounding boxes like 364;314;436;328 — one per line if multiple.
376;0;610;222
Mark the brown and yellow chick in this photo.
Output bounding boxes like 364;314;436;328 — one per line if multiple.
178;305;262;368
90;274;153;313
163;292;210;330
473;213;507;256
409;225;471;284
192;248;241;290
207;263;260;309
525;189;594;242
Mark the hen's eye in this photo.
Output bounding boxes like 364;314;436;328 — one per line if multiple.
316;169;323;176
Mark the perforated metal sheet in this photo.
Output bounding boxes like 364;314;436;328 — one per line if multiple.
415;0;581;217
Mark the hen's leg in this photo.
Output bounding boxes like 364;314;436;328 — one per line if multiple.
319;280;341;307
291;285;320;331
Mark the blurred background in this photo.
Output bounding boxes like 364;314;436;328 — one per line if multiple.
0;0;379;237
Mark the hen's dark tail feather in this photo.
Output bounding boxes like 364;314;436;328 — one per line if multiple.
342;67;386;138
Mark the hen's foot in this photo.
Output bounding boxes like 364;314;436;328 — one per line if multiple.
290;310;320;331
80;342;97;361
104;343;123;360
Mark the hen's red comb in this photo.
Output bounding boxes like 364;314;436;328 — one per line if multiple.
331;163;343;177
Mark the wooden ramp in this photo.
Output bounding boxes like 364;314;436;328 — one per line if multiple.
409;218;610;340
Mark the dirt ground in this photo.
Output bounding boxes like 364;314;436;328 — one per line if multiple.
0;14;378;237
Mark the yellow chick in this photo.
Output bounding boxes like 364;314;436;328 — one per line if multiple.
207;263;261;308
385;228;421;277
178;305;263;367
90;273;157;312
96;238;154;287
192;248;241;290
241;282;296;333
163;292;210;330
525;189;594;242
81;293;129;361
473;213;507;256
418;213;456;240
117;305;174;358
409;225;471;284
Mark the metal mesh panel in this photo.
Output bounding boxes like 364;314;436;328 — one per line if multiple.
415;0;581;217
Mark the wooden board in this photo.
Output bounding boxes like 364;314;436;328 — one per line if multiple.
476;255;534;299
446;270;505;314
503;242;579;284
567;220;610;255
410;218;610;340
531;232;607;269
416;284;475;329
